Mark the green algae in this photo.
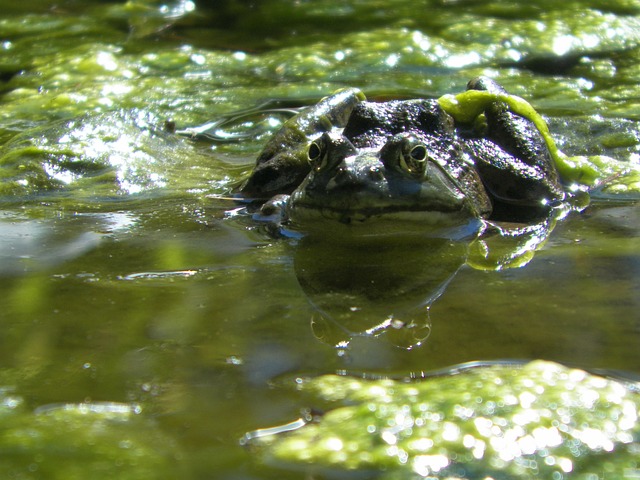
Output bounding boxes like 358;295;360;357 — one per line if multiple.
0;391;183;480
438;89;640;193
0;2;638;199
1;81;635;203
0;109;229;200
250;361;640;479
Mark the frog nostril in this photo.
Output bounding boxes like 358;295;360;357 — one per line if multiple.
332;167;354;185
368;166;384;181
326;166;367;191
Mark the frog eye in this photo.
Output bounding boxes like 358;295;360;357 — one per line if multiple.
308;141;322;163
307;140;329;172
399;142;428;178
308;135;338;172
381;135;429;178
409;145;427;162
307;133;355;173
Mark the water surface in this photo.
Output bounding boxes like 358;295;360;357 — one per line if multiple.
0;1;638;478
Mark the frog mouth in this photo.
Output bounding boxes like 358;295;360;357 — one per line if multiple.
288;201;474;224
284;200;486;241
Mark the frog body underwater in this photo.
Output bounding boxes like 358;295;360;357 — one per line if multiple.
239;77;565;233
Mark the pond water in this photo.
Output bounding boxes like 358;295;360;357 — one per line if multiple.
0;1;639;478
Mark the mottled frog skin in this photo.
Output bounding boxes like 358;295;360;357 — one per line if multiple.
240;77;564;229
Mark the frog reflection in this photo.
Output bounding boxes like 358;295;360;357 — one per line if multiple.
293;209;564;351
293;234;461;351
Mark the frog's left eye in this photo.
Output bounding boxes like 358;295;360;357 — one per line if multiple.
400;141;429;178
381;135;429;178
409;145;427;162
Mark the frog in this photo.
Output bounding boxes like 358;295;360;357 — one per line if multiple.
239;76;565;233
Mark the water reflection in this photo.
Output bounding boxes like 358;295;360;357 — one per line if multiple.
294;235;463;350
292;208;565;352
0;211;136;276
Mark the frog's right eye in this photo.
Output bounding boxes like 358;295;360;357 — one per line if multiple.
308;141;323;163
308;139;332;172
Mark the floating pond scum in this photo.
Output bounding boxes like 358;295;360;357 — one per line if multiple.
245;361;640;479
0;394;184;479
